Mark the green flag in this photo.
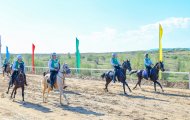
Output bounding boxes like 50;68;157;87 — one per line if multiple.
76;38;80;72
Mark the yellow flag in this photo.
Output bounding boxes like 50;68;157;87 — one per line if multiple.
159;24;163;61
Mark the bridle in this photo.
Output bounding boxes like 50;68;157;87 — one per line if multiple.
57;70;65;80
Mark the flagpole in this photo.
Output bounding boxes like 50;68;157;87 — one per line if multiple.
32;44;35;74
159;24;163;80
0;35;2;73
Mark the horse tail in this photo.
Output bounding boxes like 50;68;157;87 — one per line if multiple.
101;73;106;79
130;70;138;75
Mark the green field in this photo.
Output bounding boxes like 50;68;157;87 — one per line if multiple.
2;48;190;82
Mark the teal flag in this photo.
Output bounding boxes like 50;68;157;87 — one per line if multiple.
6;46;10;60
76;38;80;72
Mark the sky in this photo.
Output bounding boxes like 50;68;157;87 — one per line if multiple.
0;0;190;53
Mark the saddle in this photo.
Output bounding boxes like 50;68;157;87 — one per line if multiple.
106;71;114;79
142;69;152;80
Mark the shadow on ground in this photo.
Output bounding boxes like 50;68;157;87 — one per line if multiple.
15;101;52;113
61;105;104;116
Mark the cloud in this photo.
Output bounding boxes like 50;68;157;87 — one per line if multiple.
80;17;190;52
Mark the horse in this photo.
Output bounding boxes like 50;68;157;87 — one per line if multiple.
2;62;12;78
101;60;132;94
130;61;165;92
6;67;26;102
42;64;69;105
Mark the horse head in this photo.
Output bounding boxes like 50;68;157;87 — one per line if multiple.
154;61;165;72
122;59;132;72
62;63;71;74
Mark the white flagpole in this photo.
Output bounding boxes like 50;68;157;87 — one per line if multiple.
0;35;2;73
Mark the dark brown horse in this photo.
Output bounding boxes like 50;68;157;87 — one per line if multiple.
2;63;12;78
130;61;165;92
6;66;26;102
101;60;132;94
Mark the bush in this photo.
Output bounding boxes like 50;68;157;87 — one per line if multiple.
171;56;178;59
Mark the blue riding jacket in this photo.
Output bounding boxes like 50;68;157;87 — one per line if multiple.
144;58;153;67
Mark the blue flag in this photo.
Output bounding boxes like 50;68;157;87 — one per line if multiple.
6;46;10;60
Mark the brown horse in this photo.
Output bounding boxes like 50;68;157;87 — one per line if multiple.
6;68;26;103
2;63;12;78
130;61;165;92
42;65;69;105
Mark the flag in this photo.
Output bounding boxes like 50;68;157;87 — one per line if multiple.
76;38;80;72
6;46;10;60
32;43;35;73
0;36;1;70
159;24;163;62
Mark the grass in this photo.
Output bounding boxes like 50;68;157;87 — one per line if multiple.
2;49;190;82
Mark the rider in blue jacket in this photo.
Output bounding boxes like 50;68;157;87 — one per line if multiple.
10;55;26;87
110;53;120;83
144;53;153;77
48;53;60;89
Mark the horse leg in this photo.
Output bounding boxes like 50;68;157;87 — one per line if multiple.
42;87;46;103
22;86;25;102
133;77;141;90
104;79;111;92
123;82;127;94
46;88;51;102
57;80;69;105
6;81;12;94
156;81;164;92
13;88;17;99
7;85;10;94
11;87;16;99
138;77;142;90
125;82;132;92
3;71;4;78
154;82;157;92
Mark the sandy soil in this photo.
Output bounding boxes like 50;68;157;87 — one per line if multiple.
0;74;190;120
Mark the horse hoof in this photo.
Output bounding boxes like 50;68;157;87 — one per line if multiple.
66;101;70;105
124;92;128;95
6;92;8;94
63;86;68;89
12;99;15;102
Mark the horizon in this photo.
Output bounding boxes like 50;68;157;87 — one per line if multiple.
0;0;190;53
1;47;189;54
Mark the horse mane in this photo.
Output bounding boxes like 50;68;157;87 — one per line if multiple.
153;62;159;68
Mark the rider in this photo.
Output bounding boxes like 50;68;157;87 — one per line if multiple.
110;53;120;83
3;57;9;72
10;55;26;87
144;53;153;78
48;52;60;89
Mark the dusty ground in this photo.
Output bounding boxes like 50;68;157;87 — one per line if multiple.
0;74;190;120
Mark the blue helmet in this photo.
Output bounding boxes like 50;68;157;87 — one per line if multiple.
145;53;149;57
52;52;56;56
112;53;117;57
17;55;22;60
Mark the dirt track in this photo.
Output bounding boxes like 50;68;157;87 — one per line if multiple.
0;74;190;120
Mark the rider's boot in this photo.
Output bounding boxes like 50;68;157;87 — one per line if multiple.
9;78;13;87
113;73;116;83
